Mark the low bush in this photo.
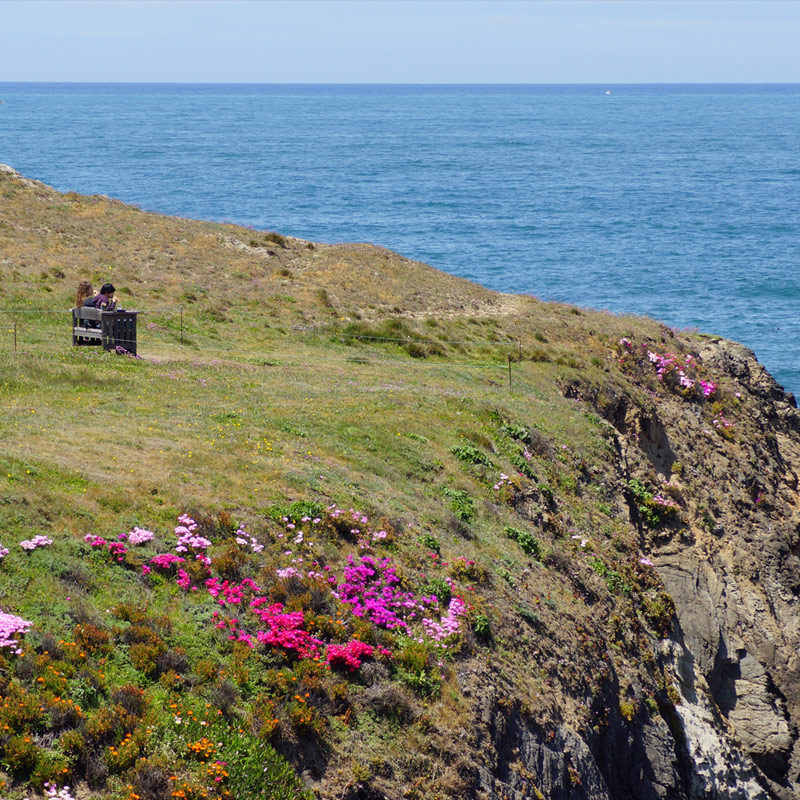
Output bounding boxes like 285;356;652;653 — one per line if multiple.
504;526;542;559
443;488;476;522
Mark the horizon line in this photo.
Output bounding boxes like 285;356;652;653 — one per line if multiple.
2;80;800;86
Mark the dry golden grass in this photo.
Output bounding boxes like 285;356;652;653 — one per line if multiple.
1;164;667;339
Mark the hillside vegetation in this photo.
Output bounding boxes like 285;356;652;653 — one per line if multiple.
2;165;800;800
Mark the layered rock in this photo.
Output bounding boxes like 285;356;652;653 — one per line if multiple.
588;338;800;798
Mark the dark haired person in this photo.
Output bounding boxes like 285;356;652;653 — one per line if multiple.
83;282;116;310
78;282;116;335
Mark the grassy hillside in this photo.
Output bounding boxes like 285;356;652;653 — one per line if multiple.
0;166;743;799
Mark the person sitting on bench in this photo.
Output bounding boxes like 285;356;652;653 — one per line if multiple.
76;280;94;308
74;281;96;342
84;282;116;310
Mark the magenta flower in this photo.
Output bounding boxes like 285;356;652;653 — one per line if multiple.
326;640;375;671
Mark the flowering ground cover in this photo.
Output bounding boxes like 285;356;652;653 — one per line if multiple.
0;451;682;800
618;338;718;400
0;503;483;799
616;337;739;442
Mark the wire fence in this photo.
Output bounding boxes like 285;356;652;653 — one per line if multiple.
0;306;524;389
0;307;522;347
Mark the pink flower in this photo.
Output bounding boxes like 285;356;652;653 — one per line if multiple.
20;535;53;551
700;380;717;398
326;640;375;671
128;527;155;545
0;609;32;654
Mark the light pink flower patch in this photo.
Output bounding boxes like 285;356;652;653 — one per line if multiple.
0;609;32;654
128;527;155;545
20;535;52;551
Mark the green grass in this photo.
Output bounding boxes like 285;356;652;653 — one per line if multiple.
0;324;658;797
0;168;698;800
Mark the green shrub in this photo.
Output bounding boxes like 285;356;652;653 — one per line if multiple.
627;478;678;527
0;685;48;731
451;445;494;467
263;231;288;248
74;622;112;654
129;642;166;677
2;734;39;778
395;667;441;698
31;749;72;789
643;592;676;637
517;606;540;627
472;613;492;641
589;557;631;596
86;706;120;743
498;568;516;587
443;488;476;522
499;422;530;442
110;684;146;717
448;557;490;585
418;532;440;554
59;728;88;762
504;526;542;559
508;452;537;479
420;577;452;606
395;639;431;673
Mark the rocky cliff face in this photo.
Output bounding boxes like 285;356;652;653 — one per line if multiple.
650;340;800;799
535;338;800;800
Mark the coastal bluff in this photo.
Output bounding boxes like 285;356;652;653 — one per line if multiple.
2;163;800;800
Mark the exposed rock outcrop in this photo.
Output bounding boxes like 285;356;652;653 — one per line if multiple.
562;337;800;798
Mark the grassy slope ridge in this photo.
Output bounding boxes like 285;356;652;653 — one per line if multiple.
0;165;794;799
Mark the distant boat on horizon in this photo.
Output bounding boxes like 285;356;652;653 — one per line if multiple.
605;90;612;95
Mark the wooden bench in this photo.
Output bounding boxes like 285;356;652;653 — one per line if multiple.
72;307;139;355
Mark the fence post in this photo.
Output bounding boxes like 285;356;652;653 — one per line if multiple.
14;322;17;354
180;305;183;345
507;354;512;392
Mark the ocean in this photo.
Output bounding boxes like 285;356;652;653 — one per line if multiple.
1;83;799;394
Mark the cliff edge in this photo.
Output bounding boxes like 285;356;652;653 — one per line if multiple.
1;165;800;800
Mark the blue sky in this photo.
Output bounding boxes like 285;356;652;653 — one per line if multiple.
1;0;798;83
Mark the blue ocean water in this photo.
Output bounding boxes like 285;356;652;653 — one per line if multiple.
1;83;799;394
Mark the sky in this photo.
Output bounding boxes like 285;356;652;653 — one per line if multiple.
1;0;798;84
